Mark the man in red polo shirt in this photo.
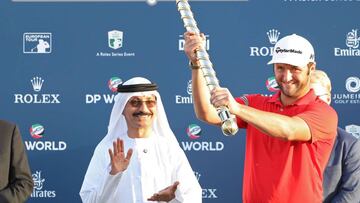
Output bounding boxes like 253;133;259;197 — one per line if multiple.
183;32;338;203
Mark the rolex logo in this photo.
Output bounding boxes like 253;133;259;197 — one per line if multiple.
14;76;60;104
267;29;280;45
31;77;44;92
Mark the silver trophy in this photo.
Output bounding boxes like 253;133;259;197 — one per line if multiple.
176;0;238;136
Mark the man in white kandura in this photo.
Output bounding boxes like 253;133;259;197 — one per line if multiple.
80;77;202;203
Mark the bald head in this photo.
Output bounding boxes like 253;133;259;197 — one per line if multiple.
310;70;332;104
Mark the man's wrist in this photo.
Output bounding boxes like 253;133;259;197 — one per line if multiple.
189;61;201;70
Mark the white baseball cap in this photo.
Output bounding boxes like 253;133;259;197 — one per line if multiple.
267;34;315;68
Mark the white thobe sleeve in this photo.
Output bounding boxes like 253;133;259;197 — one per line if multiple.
79;146;124;203
171;145;202;203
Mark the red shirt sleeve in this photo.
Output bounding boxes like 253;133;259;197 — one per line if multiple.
296;100;338;142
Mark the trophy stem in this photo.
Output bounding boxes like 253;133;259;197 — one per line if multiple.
176;0;238;136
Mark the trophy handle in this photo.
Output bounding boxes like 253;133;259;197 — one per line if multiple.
176;0;238;136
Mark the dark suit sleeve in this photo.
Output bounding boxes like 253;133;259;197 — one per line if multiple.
331;139;360;203
0;125;34;203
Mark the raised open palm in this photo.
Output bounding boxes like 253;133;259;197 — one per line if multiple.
108;138;133;175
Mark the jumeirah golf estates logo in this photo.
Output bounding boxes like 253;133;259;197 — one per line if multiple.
108;77;123;92
333;76;360;105
346;76;360;93
29;124;45;139
187;124;201;140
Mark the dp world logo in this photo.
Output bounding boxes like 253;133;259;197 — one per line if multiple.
182;124;224;151
108;77;123;92
187;124;201;140
29;124;45;139
25;124;67;151
108;30;123;50
266;76;279;92
85;77;120;104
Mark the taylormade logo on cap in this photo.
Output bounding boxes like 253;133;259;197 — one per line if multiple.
275;47;302;54
268;34;315;68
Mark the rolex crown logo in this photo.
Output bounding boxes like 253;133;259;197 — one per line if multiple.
31;76;44;92
267;29;280;45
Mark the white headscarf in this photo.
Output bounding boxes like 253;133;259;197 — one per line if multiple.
101;77;178;146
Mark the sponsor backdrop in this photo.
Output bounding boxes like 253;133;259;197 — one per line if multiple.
1;0;359;202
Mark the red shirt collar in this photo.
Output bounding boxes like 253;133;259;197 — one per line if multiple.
268;89;317;106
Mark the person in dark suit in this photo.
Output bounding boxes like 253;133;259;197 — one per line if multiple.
310;70;360;203
0;120;33;203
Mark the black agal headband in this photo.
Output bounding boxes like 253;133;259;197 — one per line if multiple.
117;83;158;93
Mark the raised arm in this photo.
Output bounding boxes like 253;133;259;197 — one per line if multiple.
184;31;221;125
210;87;337;141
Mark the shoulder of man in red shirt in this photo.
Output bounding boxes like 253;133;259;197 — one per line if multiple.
297;96;338;143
